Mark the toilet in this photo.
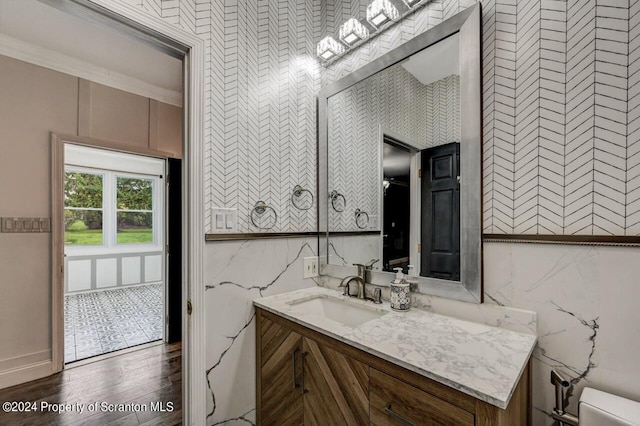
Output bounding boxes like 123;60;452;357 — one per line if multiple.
579;388;640;426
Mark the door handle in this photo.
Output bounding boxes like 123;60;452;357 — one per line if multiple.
292;347;300;389
384;405;416;426
300;352;309;395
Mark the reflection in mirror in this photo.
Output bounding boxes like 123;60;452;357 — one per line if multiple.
319;5;482;303
327;33;461;280
382;139;411;272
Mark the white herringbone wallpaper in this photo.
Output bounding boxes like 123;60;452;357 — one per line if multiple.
120;0;640;237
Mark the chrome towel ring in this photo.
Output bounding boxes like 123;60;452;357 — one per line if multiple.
330;190;346;212
250;201;277;230
291;185;314;210
355;209;369;229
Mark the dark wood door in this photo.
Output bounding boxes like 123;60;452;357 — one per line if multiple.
421;142;460;280
302;337;369;426
260;316;304;425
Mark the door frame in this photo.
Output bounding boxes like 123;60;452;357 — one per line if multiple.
378;126;421;274
53;136;169;347
48;2;205;424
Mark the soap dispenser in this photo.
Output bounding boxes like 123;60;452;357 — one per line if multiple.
390;267;411;311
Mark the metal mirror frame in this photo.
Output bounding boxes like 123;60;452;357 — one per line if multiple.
318;4;482;303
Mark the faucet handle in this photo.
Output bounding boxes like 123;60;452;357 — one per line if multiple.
352;263;367;277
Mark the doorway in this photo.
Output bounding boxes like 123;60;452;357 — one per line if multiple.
62;144;167;363
0;0;204;421
382;138;413;272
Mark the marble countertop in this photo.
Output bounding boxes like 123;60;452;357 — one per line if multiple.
254;286;537;409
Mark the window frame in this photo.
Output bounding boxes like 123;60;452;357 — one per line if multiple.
64;166;164;255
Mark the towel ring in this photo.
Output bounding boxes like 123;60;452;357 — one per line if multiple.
330;190;346;212
355;209;369;229
250;201;277;230
291;185;314;210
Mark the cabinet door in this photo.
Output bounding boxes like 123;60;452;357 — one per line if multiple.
370;368;474;426
260;316;304;426
302;337;369;426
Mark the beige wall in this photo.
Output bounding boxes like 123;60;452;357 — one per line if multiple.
0;54;181;383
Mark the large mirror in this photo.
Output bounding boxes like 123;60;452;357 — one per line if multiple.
318;5;482;303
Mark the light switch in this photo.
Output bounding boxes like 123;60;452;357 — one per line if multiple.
1;217;51;233
225;213;234;230
212;208;237;233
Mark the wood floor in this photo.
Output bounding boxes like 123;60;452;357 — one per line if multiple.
0;342;181;426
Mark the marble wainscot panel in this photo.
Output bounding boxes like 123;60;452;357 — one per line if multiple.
484;242;640;426
318;275;538;336
327;234;382;270
204;237;318;425
255;287;537;409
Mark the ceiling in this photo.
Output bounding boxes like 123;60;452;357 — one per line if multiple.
383;142;412;179
0;0;182;94
401;32;460;86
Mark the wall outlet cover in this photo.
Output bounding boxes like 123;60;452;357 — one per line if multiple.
303;256;319;278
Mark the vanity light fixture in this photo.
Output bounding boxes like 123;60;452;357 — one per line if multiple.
339;18;370;46
317;36;345;61
366;0;399;28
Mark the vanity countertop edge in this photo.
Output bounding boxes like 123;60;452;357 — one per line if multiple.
253;286;537;410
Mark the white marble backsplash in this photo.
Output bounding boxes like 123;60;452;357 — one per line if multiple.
484;242;640;425
319;275;537;336
203;237;318;425
327;234;382;271
204;239;640;426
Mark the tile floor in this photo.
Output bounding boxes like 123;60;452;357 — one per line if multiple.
64;283;164;363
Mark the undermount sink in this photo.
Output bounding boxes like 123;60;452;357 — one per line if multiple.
288;296;385;328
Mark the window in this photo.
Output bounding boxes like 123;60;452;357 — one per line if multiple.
64;171;104;246
64;167;162;252
116;176;154;244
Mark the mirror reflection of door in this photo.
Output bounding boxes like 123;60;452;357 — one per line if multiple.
382;137;412;272
421;142;460;280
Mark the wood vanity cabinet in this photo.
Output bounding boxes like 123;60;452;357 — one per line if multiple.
256;308;531;426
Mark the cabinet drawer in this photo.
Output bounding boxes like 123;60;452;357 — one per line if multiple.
370;369;474;426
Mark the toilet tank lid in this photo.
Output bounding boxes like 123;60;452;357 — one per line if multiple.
580;388;640;424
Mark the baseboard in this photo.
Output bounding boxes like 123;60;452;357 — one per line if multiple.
0;360;53;390
0;350;51;372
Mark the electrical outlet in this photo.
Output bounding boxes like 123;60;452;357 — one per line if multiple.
303;256;319;278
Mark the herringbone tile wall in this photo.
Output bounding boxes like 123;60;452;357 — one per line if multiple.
481;0;640;235
120;0;640;237
122;0;321;233
324;0;640;236
328;70;460;232
207;0;320;233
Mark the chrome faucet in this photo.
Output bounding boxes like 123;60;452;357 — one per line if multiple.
339;263;367;299
338;264;382;304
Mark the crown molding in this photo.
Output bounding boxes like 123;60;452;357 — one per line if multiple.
0;34;182;107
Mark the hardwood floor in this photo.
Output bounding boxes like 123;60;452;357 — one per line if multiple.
0;343;181;426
